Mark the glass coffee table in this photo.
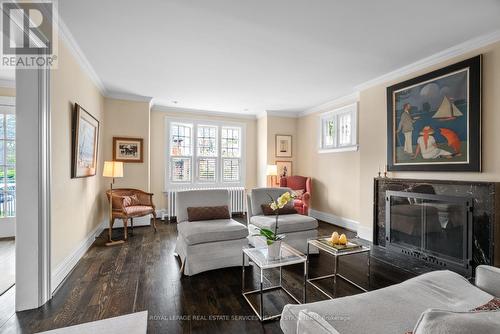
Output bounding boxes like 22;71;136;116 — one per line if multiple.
242;243;307;322
307;237;370;300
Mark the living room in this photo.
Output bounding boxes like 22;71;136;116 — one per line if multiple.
0;1;499;333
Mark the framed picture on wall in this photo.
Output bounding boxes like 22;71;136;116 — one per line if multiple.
276;160;292;184
71;104;99;178
275;134;292;158
387;55;481;172
113;137;144;163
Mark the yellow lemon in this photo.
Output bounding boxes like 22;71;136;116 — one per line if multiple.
339;234;348;245
331;231;340;244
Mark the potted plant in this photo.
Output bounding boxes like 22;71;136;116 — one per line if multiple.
257;191;294;259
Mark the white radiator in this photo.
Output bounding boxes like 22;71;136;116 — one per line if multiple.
165;187;246;220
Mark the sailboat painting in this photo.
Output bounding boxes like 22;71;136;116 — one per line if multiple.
387;56;481;172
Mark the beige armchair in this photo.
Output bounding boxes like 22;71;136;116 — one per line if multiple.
106;188;157;240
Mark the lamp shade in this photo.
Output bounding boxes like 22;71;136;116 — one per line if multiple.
266;164;278;176
103;161;124;178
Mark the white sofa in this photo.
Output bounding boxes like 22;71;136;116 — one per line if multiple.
281;265;500;334
247;187;318;254
174;189;249;276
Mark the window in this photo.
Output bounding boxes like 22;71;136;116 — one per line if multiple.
166;119;245;187
0;104;15;217
319;103;358;153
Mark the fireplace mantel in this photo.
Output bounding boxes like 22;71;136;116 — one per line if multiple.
373;177;500;274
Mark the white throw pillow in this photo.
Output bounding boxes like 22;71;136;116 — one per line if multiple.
297;310;340;334
413;308;500;334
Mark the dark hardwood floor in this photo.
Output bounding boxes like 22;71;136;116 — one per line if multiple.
0;218;416;334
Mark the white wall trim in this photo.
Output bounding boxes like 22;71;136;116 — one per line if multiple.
152;104;257;120
355;29;500;92
309;209;360;232
105;91;154;103
51;220;106;294
57;17;106;95
310;209;373;242
266;110;301;118
300;92;360;117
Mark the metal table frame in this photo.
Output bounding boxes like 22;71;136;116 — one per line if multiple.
306;238;370;301
242;244;307;322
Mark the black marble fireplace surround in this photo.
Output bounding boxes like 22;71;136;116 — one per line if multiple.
373;178;500;277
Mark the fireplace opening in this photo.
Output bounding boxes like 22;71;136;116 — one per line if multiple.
385;190;473;276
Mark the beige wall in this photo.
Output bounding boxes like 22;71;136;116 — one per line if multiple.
150;109;258;209
296;41;500;239
295;110;361;221
51;41;105;269
103;98;150;191
0;87;15;96
267;115;297;178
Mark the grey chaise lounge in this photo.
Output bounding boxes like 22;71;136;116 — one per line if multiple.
174;189;249;276
247;187;318;253
281;265;500;334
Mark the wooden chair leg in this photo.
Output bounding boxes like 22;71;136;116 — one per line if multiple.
123;218;128;240
152;212;158;232
130;218;134;236
108;218;115;242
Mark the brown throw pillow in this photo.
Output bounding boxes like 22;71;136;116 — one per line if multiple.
261;204;297;216
187;206;230;222
471;298;500;312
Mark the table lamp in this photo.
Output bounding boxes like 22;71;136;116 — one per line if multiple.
103;161;124;246
266;164;278;187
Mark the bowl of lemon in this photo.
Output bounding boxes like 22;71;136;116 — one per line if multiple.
321;231;361;251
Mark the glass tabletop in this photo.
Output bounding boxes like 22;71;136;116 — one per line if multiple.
308;236;370;256
243;243;306;269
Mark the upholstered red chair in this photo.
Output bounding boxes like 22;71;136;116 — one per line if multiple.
279;176;312;215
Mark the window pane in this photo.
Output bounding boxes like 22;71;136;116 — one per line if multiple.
197;125;217;156
0;114;4;139
0;141;4;165
6;166;15;189
6;141;15;165
221;127;241;158
323;118;335;147
171;158;191;182
170;123;192;156
3;191;15;217
339;113;352;146
6;115;15;140
198;158;216;182
223;159;240;182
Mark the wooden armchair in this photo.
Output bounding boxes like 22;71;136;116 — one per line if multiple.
105;188;157;240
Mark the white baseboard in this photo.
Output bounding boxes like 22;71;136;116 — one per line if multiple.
309;209;373;242
51;220;106;294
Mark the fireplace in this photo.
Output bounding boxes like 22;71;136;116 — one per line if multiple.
373;178;500;278
385;190;473;276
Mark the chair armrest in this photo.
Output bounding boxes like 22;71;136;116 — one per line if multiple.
475;265;500;297
246;193;253;226
302;192;311;206
136;191;155;207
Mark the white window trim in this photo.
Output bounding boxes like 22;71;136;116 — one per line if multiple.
318;102;359;154
164;117;246;190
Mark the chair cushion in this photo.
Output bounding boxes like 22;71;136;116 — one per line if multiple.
261;204;297;216
413;309;500;334
250;214;318;233
187;205;230;222
123;205;154;216
292;189;305;197
177;219;248;245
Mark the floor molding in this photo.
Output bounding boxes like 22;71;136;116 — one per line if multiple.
309;209;359;232
51;220;106;294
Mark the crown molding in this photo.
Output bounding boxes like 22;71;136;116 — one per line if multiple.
355;29;500;92
266;110;301;118
0;78;15;89
299;91;360;117
152;104;257;120
105;91;153;103
57;16;107;95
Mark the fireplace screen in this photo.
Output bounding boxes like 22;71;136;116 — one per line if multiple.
386;191;472;273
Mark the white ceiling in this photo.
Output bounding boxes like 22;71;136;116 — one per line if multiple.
58;0;500;115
